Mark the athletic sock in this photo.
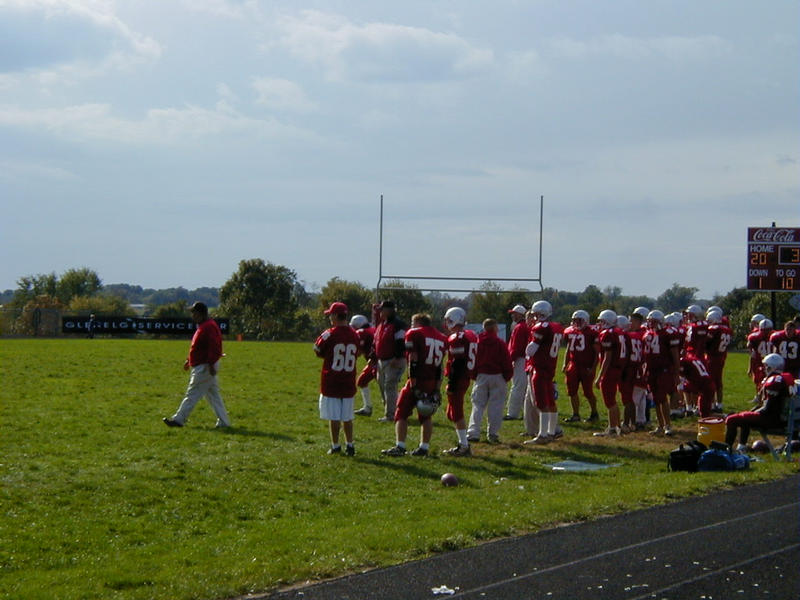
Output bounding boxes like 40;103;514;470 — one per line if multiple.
419;442;430;451
457;429;468;446
396;441;406;449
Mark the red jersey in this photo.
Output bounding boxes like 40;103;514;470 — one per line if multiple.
507;320;530;361
643;325;681;372
598;326;628;370
684;320;708;360
769;330;800;375
446;329;478;383
405;325;448;390
706;323;733;358
374;316;407;360
355;326;375;357
529;320;565;374
314;325;361;398
563;324;598;368
758;372;796;423
625;329;647;386
188;318;223;367
475;329;513;379
747;330;772;369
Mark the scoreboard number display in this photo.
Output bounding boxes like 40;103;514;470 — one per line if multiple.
747;227;800;292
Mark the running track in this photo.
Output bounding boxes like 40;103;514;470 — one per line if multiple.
258;475;799;600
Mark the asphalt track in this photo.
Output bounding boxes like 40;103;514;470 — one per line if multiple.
258;475;799;600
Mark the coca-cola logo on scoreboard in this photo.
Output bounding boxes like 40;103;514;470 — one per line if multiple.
750;228;797;243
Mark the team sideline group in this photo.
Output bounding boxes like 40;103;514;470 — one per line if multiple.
163;300;800;458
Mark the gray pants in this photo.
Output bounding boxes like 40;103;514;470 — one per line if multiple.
505;357;527;418
172;363;230;427
468;373;507;438
523;378;540;436
377;358;405;419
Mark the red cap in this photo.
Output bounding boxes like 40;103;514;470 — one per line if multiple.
324;302;349;315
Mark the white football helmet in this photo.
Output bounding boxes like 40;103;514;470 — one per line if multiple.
571;309;590;326
706;309;723;324
531;300;552;319
444;306;466;329
750;313;766;327
686;304;703;319
762;353;785;375
758;318;773;331
597;309;617;329
647;310;665;327
632;306;650;320
705;305;722;317
349;314;369;329
616;315;630;330
665;312;682;328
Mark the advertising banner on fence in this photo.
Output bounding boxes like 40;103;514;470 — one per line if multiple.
62;316;230;335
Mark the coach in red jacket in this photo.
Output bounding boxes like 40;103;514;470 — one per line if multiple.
467;319;513;443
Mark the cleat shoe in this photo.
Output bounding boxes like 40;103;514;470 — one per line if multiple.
354;407;372;416
381;445;406;457
584;413;600;423
163;417;183;427
488;434;500;444
649;426;664;436
377;416;393;423
565;414;581;422
663;427;674;436
345;445;355;456
553;428;564;439
410;446;429;457
524;434;552;445
442;445;471;457
593;427;612;437
467;436;480;443
502;414;518;421
327;446;342;455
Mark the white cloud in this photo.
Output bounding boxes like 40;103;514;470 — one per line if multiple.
273;10;494;82
0;102;323;145
252;77;316;112
548;34;731;61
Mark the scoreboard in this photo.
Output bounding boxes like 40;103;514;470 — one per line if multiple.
747;227;800;291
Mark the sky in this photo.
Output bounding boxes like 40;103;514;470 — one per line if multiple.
1;0;798;301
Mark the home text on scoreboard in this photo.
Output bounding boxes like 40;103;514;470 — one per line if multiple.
747;227;800;292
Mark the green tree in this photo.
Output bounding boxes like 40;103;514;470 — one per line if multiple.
13;273;58;307
68;294;133;316
319;278;373;319
149;300;190;319
219;259;299;340
469;282;532;323
377;280;430;321
656;283;698;313
57;268;102;303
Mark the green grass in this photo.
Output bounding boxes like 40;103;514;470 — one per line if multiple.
1;339;796;600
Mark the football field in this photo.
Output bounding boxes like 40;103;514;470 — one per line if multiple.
0;339;795;600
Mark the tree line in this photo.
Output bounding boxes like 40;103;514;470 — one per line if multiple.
3;260;797;346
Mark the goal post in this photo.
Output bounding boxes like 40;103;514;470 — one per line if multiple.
375;194;545;297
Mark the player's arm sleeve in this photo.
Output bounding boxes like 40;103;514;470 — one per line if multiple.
525;341;539;358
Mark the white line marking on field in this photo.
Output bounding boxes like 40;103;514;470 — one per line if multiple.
452;502;798;598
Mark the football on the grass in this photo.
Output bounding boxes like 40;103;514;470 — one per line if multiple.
441;472;459;487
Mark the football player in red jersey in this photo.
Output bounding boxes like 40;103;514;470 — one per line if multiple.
524;300;565;444
683;304;709;362
562;309;599;423
643;310;680;436
381;314;447;457
747;319;774;395
442;307;478;456
621;313;648;430
705;309;732;412
350;314;377;417
593;310;627;436
769;320;800;378
504;304;530;420
725;354;796;452
314;302;361;455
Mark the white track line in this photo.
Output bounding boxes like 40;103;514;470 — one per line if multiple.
626;542;800;600
453;502;798;598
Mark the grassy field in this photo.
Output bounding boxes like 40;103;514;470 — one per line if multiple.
1;339;796;600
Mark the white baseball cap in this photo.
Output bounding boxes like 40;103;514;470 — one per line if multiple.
508;304;527;316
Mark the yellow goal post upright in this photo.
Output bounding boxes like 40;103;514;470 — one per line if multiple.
375;194;545;299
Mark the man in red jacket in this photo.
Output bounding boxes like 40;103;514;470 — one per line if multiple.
467;319;513;443
504;304;529;420
164;302;230;428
